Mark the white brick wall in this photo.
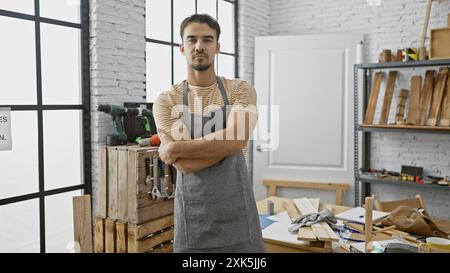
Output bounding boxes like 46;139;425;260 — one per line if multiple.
90;0;146;214
269;0;450;218
238;0;271;178
238;0;271;83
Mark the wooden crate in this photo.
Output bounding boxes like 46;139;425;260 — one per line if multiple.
94;215;174;253
96;145;175;224
430;28;450;60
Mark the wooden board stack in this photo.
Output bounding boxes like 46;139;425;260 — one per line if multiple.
363;67;450;128
283;198;339;253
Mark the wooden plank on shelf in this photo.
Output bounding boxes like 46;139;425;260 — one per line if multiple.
395;89;409;125
439;95;450;127
364;72;385;125
426;67;449;126
379;71;398;125
438;71;450;127
72;195;93;253
418;70;436;126
406;75;423;125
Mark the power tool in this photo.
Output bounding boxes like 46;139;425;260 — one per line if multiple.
97;104;129;145
124;108;157;143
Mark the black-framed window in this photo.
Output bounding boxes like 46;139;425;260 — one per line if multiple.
145;0;238;102
0;0;90;253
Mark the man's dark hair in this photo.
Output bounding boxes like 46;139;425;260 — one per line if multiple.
180;14;221;41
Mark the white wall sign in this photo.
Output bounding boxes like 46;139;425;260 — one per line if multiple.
0;108;12;151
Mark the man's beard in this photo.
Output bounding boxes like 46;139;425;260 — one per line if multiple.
191;61;213;72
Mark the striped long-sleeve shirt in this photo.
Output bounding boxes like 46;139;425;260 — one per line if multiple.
153;76;257;161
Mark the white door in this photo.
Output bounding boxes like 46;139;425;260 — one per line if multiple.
253;34;363;206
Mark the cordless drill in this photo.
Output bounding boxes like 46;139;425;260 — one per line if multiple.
140;108;157;137
97;104;128;145
122;107;157;143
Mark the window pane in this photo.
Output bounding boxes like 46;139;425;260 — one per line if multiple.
45;190;83;253
218;54;235;79
0;111;39;199
0;199;40;253
41;23;81;105
173;0;195;44
174;46;186;84
39;0;80;24
218;0;234;54
146;43;172;102
43;110;83;191
146;0;171;42
197;0;216;18
0;0;34;15
0;16;36;105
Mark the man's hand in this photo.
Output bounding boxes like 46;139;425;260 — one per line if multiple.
158;130;179;165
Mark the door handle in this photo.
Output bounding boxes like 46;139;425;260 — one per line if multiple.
256;145;273;152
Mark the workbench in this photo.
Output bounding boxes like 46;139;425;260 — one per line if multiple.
257;196;352;253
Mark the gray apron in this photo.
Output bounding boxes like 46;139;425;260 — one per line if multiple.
173;77;265;253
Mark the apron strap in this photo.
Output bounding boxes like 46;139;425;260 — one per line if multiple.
182;77;230;127
216;77;230;106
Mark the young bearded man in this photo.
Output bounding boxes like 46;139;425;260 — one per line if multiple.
153;14;264;253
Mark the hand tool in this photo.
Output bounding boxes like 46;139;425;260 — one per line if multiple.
145;157;154;188
164;163;174;199
136;134;161;147
97;104;128;145
123;107;157;143
150;156;162;199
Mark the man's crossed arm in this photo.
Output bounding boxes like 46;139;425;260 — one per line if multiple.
158;108;257;174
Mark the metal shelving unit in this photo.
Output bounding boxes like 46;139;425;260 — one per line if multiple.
359;176;450;197
353;58;450;206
